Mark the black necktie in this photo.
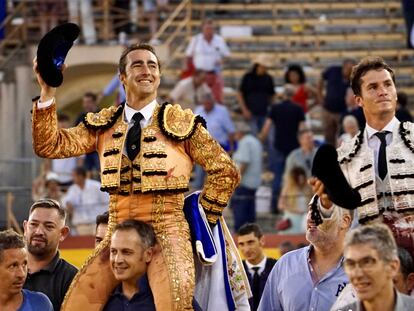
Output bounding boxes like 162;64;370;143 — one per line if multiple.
127;112;144;161
251;267;261;311
375;131;388;180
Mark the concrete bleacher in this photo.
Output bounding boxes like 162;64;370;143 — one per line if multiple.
159;0;414;99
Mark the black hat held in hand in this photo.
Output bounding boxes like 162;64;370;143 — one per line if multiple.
312;144;361;210
36;23;80;87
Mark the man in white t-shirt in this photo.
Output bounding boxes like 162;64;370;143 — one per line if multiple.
185;18;230;104
62;166;109;235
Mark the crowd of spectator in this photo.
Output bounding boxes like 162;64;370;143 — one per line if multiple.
1;1;414;310
27;14;414;238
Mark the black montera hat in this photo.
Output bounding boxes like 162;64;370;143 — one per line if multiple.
312;144;361;210
36;23;80;87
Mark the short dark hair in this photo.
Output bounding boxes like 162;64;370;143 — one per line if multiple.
96;212;109;227
83;92;97;102
29;198;66;221
201;18;214;28
398;247;414;278
350;56;395;97
118;43;161;76
0;229;26;263
297;128;312;138
284;64;306;84
237;223;263;239
73;166;87;178
114;219;156;249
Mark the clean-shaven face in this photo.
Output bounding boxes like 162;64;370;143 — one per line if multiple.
110;229;150;283
238;232;264;264
344;244;398;303
120;49;160;99
355;69;397;121
0;248;28;296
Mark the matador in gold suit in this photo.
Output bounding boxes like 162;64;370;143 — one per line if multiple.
32;44;240;311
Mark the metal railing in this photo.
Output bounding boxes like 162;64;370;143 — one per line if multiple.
0;157;38;230
0;0;195;71
0;1;27;69
151;0;192;68
0;188;31;232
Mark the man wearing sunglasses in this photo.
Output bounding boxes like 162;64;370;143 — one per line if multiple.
337;224;414;311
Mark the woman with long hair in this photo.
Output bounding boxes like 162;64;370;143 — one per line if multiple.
278;166;312;234
284;64;317;113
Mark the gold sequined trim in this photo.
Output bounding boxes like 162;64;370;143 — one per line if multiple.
84;105;123;130
160;104;202;141
151;194;194;310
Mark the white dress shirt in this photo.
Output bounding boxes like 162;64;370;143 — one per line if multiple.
245;256;267;276
365;116;399;177
124;99;157;129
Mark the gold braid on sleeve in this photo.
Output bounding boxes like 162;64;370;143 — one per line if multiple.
83;105;124;130
187;124;240;224
32;100;97;158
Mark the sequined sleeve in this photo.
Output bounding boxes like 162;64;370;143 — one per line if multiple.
32;101;97;158
186;123;240;223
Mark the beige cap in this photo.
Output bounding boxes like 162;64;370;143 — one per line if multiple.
253;53;273;68
46;172;59;182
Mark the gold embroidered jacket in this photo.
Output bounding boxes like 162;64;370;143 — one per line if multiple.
32;100;240;223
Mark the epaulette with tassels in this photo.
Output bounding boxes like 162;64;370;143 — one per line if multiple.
339;127;365;164
83;105;124;130
158;103;206;141
399;121;414;154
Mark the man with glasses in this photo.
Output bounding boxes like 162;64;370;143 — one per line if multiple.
335;224;414;311
258;206;352;311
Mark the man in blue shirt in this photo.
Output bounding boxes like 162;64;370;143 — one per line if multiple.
0;229;53;311
103;220;157;311
194;91;235;152
104;220;203;311
258;205;352;311
231;122;263;230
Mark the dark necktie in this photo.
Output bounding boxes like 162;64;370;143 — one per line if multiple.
375;131;388;180
251;267;261;311
127;112;144;161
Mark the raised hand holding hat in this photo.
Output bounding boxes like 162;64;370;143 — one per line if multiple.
311;144;361;210
36;23;80;88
